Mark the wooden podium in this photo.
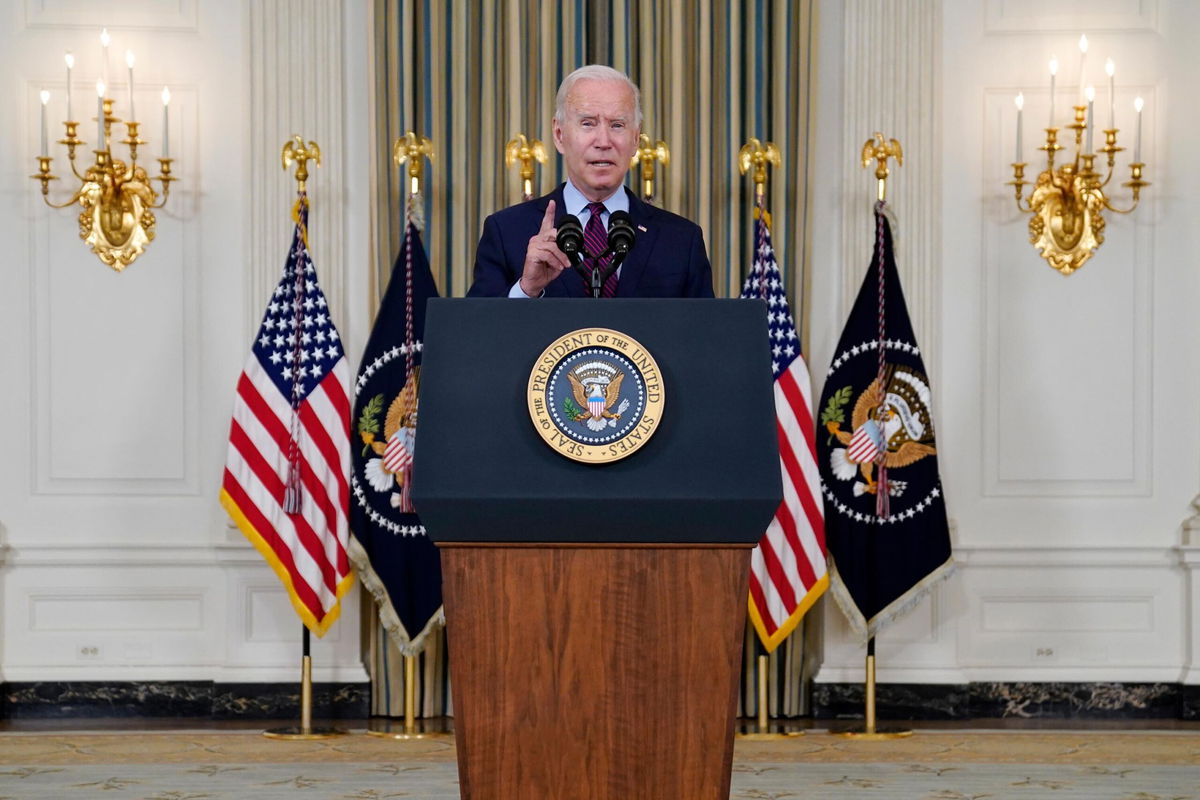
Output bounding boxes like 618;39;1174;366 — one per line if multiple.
415;299;781;800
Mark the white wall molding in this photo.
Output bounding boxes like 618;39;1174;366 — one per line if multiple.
955;546;1178;568
23;0;199;31
3;558;366;683
248;0;348;342
983;0;1158;34
1180;543;1200;684
8;543;248;566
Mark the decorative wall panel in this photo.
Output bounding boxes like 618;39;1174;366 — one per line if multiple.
984;0;1157;34
23;0;198;31
981;88;1152;497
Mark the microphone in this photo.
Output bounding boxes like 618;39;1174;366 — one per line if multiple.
555;214;585;265
607;210;636;256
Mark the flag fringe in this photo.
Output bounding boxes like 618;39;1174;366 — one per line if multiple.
219;488;354;638
748;573;830;653
827;555;956;642
347;533;445;657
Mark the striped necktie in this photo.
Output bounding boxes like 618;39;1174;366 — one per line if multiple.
582;201;619;297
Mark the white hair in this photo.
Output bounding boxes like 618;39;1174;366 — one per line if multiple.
554;65;643;127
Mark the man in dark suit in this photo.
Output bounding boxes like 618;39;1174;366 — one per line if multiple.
467;65;714;298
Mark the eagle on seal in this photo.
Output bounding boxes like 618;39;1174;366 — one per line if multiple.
567;371;625;432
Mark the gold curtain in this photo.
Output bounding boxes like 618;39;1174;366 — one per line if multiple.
603;0;815;304
372;0;586;298
368;0;819;719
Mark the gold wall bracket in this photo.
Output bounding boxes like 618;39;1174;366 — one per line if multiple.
1008;106;1150;275
32;101;177;272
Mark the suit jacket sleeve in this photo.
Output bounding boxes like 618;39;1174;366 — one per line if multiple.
686;225;715;298
467;212;518;297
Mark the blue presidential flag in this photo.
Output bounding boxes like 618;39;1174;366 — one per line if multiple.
349;221;443;655
817;203;953;638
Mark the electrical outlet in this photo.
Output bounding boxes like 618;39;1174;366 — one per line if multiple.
77;645;101;660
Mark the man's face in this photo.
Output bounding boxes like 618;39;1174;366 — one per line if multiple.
553;78;640;202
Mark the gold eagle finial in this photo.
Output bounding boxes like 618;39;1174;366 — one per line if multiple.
861;132;903;201
394;132;435;196
631;134;670;203
504;134;547;200
738;138;782;215
281;136;321;193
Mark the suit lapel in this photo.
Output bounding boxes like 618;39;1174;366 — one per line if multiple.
614;189;659;298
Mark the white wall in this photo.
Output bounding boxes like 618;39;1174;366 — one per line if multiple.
0;0;372;685
3;0;1197;693
812;0;1200;685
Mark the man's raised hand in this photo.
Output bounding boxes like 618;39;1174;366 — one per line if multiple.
519;199;571;297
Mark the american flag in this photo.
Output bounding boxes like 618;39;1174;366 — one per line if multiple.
220;196;354;636
740;215;828;652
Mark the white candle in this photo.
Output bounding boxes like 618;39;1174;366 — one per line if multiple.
96;79;105;147
1133;96;1144;161
1085;86;1095;153
1014;92;1024;162
1049;57;1059;127
125;50;135;121
64;52;74;121
1105;58;1115;130
161;86;170;157
99;28;111;90
1077;34;1088;104
40;89;50;155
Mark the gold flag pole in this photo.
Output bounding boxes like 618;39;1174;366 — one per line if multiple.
369;652;438;739
366;131;447;742
631;134;670;203
264;137;344;743
505;133;547;201
834;133;911;741
735;138;803;741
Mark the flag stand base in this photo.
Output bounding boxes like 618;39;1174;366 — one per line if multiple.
831;644;912;739
263;634;346;740
737;654;805;739
262;725;346;740
364;655;449;739
365;717;449;739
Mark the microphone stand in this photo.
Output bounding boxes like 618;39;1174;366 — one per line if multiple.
573;248;628;298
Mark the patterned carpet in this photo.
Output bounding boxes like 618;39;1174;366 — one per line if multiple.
0;730;1197;799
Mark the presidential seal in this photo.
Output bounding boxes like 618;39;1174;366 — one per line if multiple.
527;328;664;464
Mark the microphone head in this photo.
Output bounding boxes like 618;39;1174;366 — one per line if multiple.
556;214;585;257
607;210;636;255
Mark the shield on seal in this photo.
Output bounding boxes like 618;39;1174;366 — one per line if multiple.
587;383;607;419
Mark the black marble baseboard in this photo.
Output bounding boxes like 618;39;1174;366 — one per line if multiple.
1183;685;1200;721
1;681;369;720
813;682;1191;720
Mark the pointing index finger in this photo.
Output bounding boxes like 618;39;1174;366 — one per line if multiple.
540;199;557;233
